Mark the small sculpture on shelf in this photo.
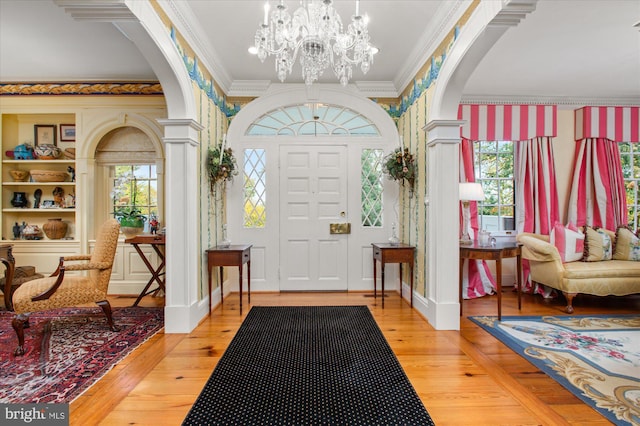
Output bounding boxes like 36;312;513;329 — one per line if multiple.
150;216;159;234
67;166;75;182
13;143;34;160
33;188;42;209
53;186;65;207
12;222;21;240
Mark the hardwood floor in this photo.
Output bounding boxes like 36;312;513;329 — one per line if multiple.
71;290;640;425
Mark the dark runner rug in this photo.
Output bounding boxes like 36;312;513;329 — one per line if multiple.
183;305;434;425
0;306;163;404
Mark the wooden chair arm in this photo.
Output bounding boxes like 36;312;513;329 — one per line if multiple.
1;256;15;310
32;255;110;302
33;265;66;301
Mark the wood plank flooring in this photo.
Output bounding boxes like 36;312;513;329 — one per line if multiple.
70;290;640;425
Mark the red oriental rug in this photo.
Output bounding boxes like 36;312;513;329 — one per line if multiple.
0;306;163;404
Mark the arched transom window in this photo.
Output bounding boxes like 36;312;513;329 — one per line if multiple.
246;103;380;136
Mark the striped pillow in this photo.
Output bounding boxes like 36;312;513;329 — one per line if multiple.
550;222;584;263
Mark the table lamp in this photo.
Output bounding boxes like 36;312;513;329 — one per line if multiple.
459;182;485;245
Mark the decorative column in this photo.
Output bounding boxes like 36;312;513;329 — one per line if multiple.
158;118;203;333
423;119;464;330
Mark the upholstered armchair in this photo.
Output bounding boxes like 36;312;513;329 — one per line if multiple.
11;219;121;356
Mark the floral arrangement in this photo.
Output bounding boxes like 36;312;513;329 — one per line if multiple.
112;174;147;227
384;147;416;190
207;137;238;192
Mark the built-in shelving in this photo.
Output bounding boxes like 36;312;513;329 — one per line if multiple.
1;113;77;241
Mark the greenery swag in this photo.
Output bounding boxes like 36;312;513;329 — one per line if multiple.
384;147;416;190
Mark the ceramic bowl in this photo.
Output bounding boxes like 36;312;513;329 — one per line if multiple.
9;170;30;182
34;144;62;160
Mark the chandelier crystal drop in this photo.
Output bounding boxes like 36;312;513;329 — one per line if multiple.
253;0;376;86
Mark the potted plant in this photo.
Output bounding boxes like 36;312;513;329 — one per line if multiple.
112;174;147;238
384;147;416;196
207;137;238;194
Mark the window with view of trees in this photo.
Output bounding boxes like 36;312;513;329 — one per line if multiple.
618;142;640;230
474;141;515;231
111;165;158;232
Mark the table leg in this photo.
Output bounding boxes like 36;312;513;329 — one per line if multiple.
516;253;522;311
238;264;243;315
219;266;224;304
496;258;502;320
247;260;251;304
459;258;464;316
399;263;403;303
373;256;377;299
207;257;213;315
410;260;414;307
381;262;385;309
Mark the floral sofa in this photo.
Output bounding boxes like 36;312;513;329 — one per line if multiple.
517;225;640;313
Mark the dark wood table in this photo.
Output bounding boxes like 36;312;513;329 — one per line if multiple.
126;235;166;307
206;245;252;314
372;243;415;308
1;244;15;310
459;241;522;320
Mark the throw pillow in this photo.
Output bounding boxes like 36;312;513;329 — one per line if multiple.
550;222;584;262
583;226;613;261
613;226;640;261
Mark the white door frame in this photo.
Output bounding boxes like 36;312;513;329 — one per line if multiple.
226;85;400;293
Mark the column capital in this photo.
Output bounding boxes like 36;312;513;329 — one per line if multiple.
423;119;465;147
157;118;203;146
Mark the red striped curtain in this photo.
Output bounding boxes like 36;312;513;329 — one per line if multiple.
459;104;558;299
459;138;496;299
567;138;627;230
515;137;559;295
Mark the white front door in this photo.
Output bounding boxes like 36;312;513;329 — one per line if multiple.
279;145;348;291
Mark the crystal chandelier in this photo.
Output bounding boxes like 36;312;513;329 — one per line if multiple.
251;0;376;86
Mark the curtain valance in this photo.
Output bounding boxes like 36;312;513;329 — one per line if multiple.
458;104;557;141
575;106;640;142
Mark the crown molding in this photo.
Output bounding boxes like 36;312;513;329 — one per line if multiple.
227;80;273;98
460;94;640;109
395;1;471;94
354;81;399;99
54;0;137;21
488;0;538;28
158;0;232;93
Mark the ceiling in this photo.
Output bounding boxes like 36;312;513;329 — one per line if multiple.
1;0;639;106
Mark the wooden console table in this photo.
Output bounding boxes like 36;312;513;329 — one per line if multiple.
126;235;166;307
372;243;415;308
1;244;15;310
206;245;252;314
459;241;522;320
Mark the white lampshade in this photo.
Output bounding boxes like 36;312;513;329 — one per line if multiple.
459;182;485;201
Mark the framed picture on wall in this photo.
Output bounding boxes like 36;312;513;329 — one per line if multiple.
59;124;76;142
34;124;57;146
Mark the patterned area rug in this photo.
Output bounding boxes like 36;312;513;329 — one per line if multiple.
0;306;163;404
470;315;640;425
183;306;434;425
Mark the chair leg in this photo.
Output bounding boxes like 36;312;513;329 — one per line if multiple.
12;313;29;356
97;300;120;332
